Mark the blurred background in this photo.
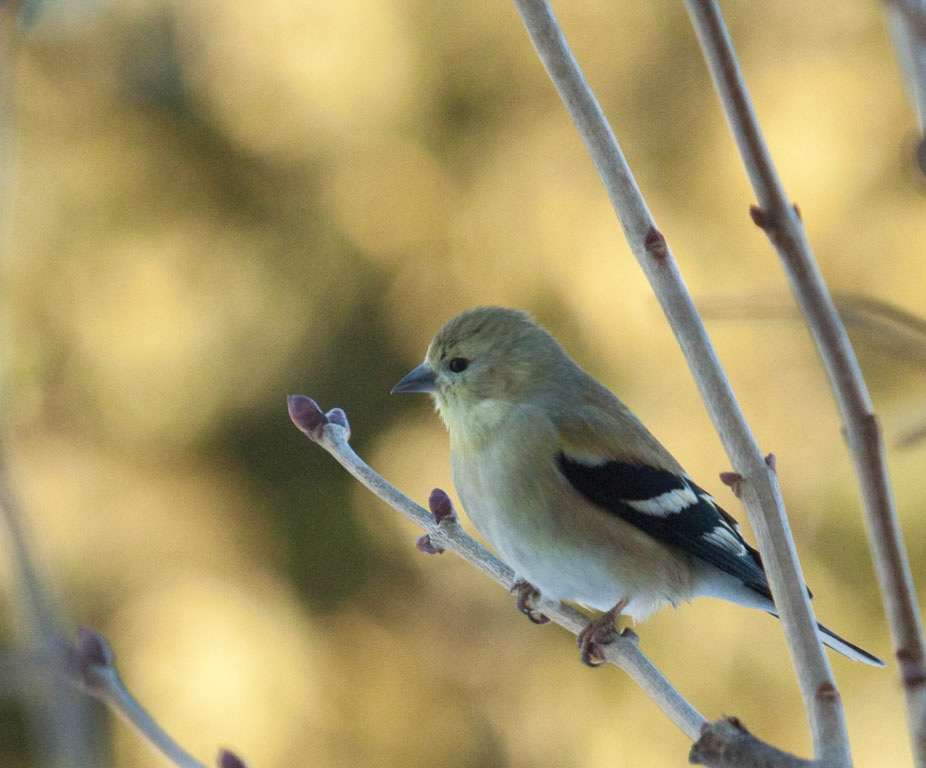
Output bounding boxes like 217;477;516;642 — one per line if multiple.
0;0;924;766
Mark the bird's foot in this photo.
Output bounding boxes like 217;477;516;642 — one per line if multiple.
510;580;550;625
577;598;629;667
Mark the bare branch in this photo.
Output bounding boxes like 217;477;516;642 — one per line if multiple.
0;463;100;766
62;629;246;768
0;11;105;767
690;717;818;768
508;0;848;760
0;630;244;768
698;291;926;374
683;2;926;765
884;0;926;146
288;395;706;740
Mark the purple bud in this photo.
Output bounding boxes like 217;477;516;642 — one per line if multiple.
719;471;744;498
288;395;328;440
75;628;113;667
749;205;768;228
428;488;456;525
643;226;667;259
764;453;777;471
727;715;745;731
415;534;444;555
217;749;248;768
817;680;836;697
325;408;351;440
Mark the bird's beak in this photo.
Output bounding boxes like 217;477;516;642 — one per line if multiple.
391;362;437;394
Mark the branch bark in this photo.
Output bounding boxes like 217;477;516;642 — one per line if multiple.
0;10;98;768
884;0;926;139
509;0;850;762
10;629;249;768
683;2;926;766
288;395;707;740
0;453;97;766
690;717;819;768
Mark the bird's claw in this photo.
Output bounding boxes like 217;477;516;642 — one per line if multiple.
577;599;628;667
511;580;550;625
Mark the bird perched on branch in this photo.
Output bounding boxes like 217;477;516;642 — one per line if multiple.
392;306;883;667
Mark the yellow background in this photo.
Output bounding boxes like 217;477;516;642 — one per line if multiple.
1;0;924;766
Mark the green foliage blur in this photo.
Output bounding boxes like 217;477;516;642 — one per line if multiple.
1;1;924;767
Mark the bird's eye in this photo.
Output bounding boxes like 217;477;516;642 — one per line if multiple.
448;357;469;373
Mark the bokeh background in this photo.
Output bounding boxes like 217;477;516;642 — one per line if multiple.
1;0;924;766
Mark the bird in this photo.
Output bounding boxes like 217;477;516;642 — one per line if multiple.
391;306;883;667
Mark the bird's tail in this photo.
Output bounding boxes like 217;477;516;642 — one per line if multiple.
816;621;885;667
763;608;884;666
700;572;884;666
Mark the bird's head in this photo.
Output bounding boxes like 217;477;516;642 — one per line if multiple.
392;307;572;441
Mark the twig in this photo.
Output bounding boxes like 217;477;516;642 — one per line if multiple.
683;1;926;766
0;9;101;767
288;395;706;740
0;630;247;768
886;0;926;40
690;717;818;768
509;0;847;761
698;291;926;446
60;629;248;768
834;293;926;373
884;0;926;156
897;419;926;448
0;461;98;767
698;291;926;368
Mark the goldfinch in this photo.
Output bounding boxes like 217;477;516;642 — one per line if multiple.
392;306;883;667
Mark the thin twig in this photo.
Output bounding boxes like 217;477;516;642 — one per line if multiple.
0;8;99;766
63;629;246;768
0;630;247;768
698;291;926;446
0;434;97;762
683;2;926;766
697;291;926;380
834;293;926;370
288;396;706;740
509;0;848;761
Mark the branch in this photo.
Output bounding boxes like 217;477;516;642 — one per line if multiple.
508;0;848;761
690;717;818;768
0;8;99;766
54;628;248;768
287;395;706;740
883;0;926;170
683;2;926;765
0;7;242;768
0;453;247;768
698;290;926;446
698;291;926;374
0;11;106;768
887;0;926;40
0;461;100;766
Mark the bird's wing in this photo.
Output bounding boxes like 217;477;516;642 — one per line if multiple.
555;403;771;599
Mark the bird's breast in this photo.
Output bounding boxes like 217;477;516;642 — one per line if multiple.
449;410;694;618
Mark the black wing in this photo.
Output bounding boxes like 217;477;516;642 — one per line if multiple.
556;454;772;600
